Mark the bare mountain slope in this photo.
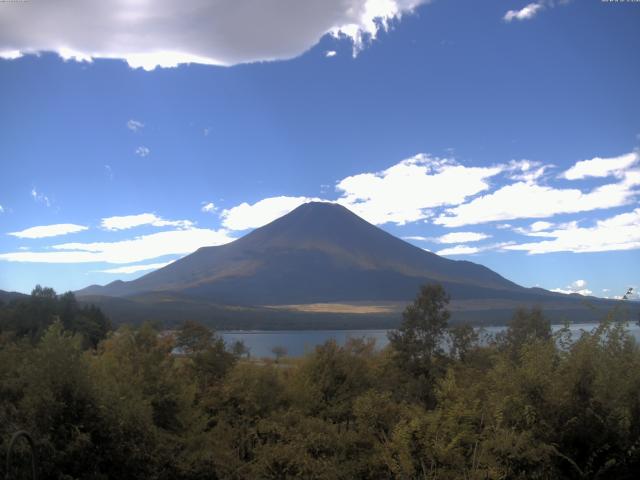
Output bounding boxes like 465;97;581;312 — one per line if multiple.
78;202;561;305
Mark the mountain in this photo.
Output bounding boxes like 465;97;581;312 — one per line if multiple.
79;202;526;302
0;289;28;303
77;202;630;326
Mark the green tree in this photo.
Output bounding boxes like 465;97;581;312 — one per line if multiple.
448;323;479;361
388;283;451;405
497;306;551;359
176;320;214;354
176;320;237;391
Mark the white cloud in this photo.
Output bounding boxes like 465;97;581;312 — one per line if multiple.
221;196;324;230
0;49;22;60
101;213;193;231
506;160;550;183
0;228;234;264
135;146;150;157
8;223;88;239
336;154;503;225
436;245;480;256
31;187;51;207
127;119;144;132
504;208;640;254
512;220;563;237
433;231;490;244
0;0;428;70
325;50;337;57
201;202;217;213
403;235;429;241
216;150;640;238
97;261;173;274
0;204;4;214
551;279;592;296
436;241;514;257
504;2;544;22
436;162;640;227
561;152;639;180
104;164;114;180
403;232;490;243
530;221;554;232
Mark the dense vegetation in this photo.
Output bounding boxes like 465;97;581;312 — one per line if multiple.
1;285;639;479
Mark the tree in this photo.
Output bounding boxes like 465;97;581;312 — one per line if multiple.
271;345;287;363
176;320;237;390
388;283;451;405
498;306;551;358
176;320;214;354
0;287;110;347
448;323;478;361
231;339;250;358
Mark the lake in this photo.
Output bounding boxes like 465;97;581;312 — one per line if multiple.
220;322;640;358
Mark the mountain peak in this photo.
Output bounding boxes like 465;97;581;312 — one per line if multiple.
77;199;526;304
293;201;343;211
277;201;358;223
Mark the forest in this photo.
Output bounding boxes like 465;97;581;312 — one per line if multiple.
1;284;639;479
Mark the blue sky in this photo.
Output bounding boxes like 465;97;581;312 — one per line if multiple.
0;0;639;299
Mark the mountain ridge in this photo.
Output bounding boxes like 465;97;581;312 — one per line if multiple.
77;202;528;303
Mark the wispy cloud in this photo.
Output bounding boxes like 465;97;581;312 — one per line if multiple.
503;1;572;23
0;228;234;264
403;235;429;242
0;204;4;214
404;232;491;244
96;261;173;274
135;146;150;157
127;119;144;132
433;232;491;244
436;244;481;256
218;150;640;240
436;241;513;257
436;153;639;227
9;223;88;239
504;208;640;254
31;187;51;207
201;202;217;213
101;213;193;231
504;2;544;22
0;0;429;70
325;50;337;57
561;151;638;180
506;159;550;183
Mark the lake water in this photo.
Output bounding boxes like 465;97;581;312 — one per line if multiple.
220;323;640;358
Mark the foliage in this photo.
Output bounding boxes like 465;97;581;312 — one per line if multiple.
0;286;110;347
1;284;640;479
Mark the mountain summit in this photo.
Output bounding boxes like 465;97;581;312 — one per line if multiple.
78;202;551;306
